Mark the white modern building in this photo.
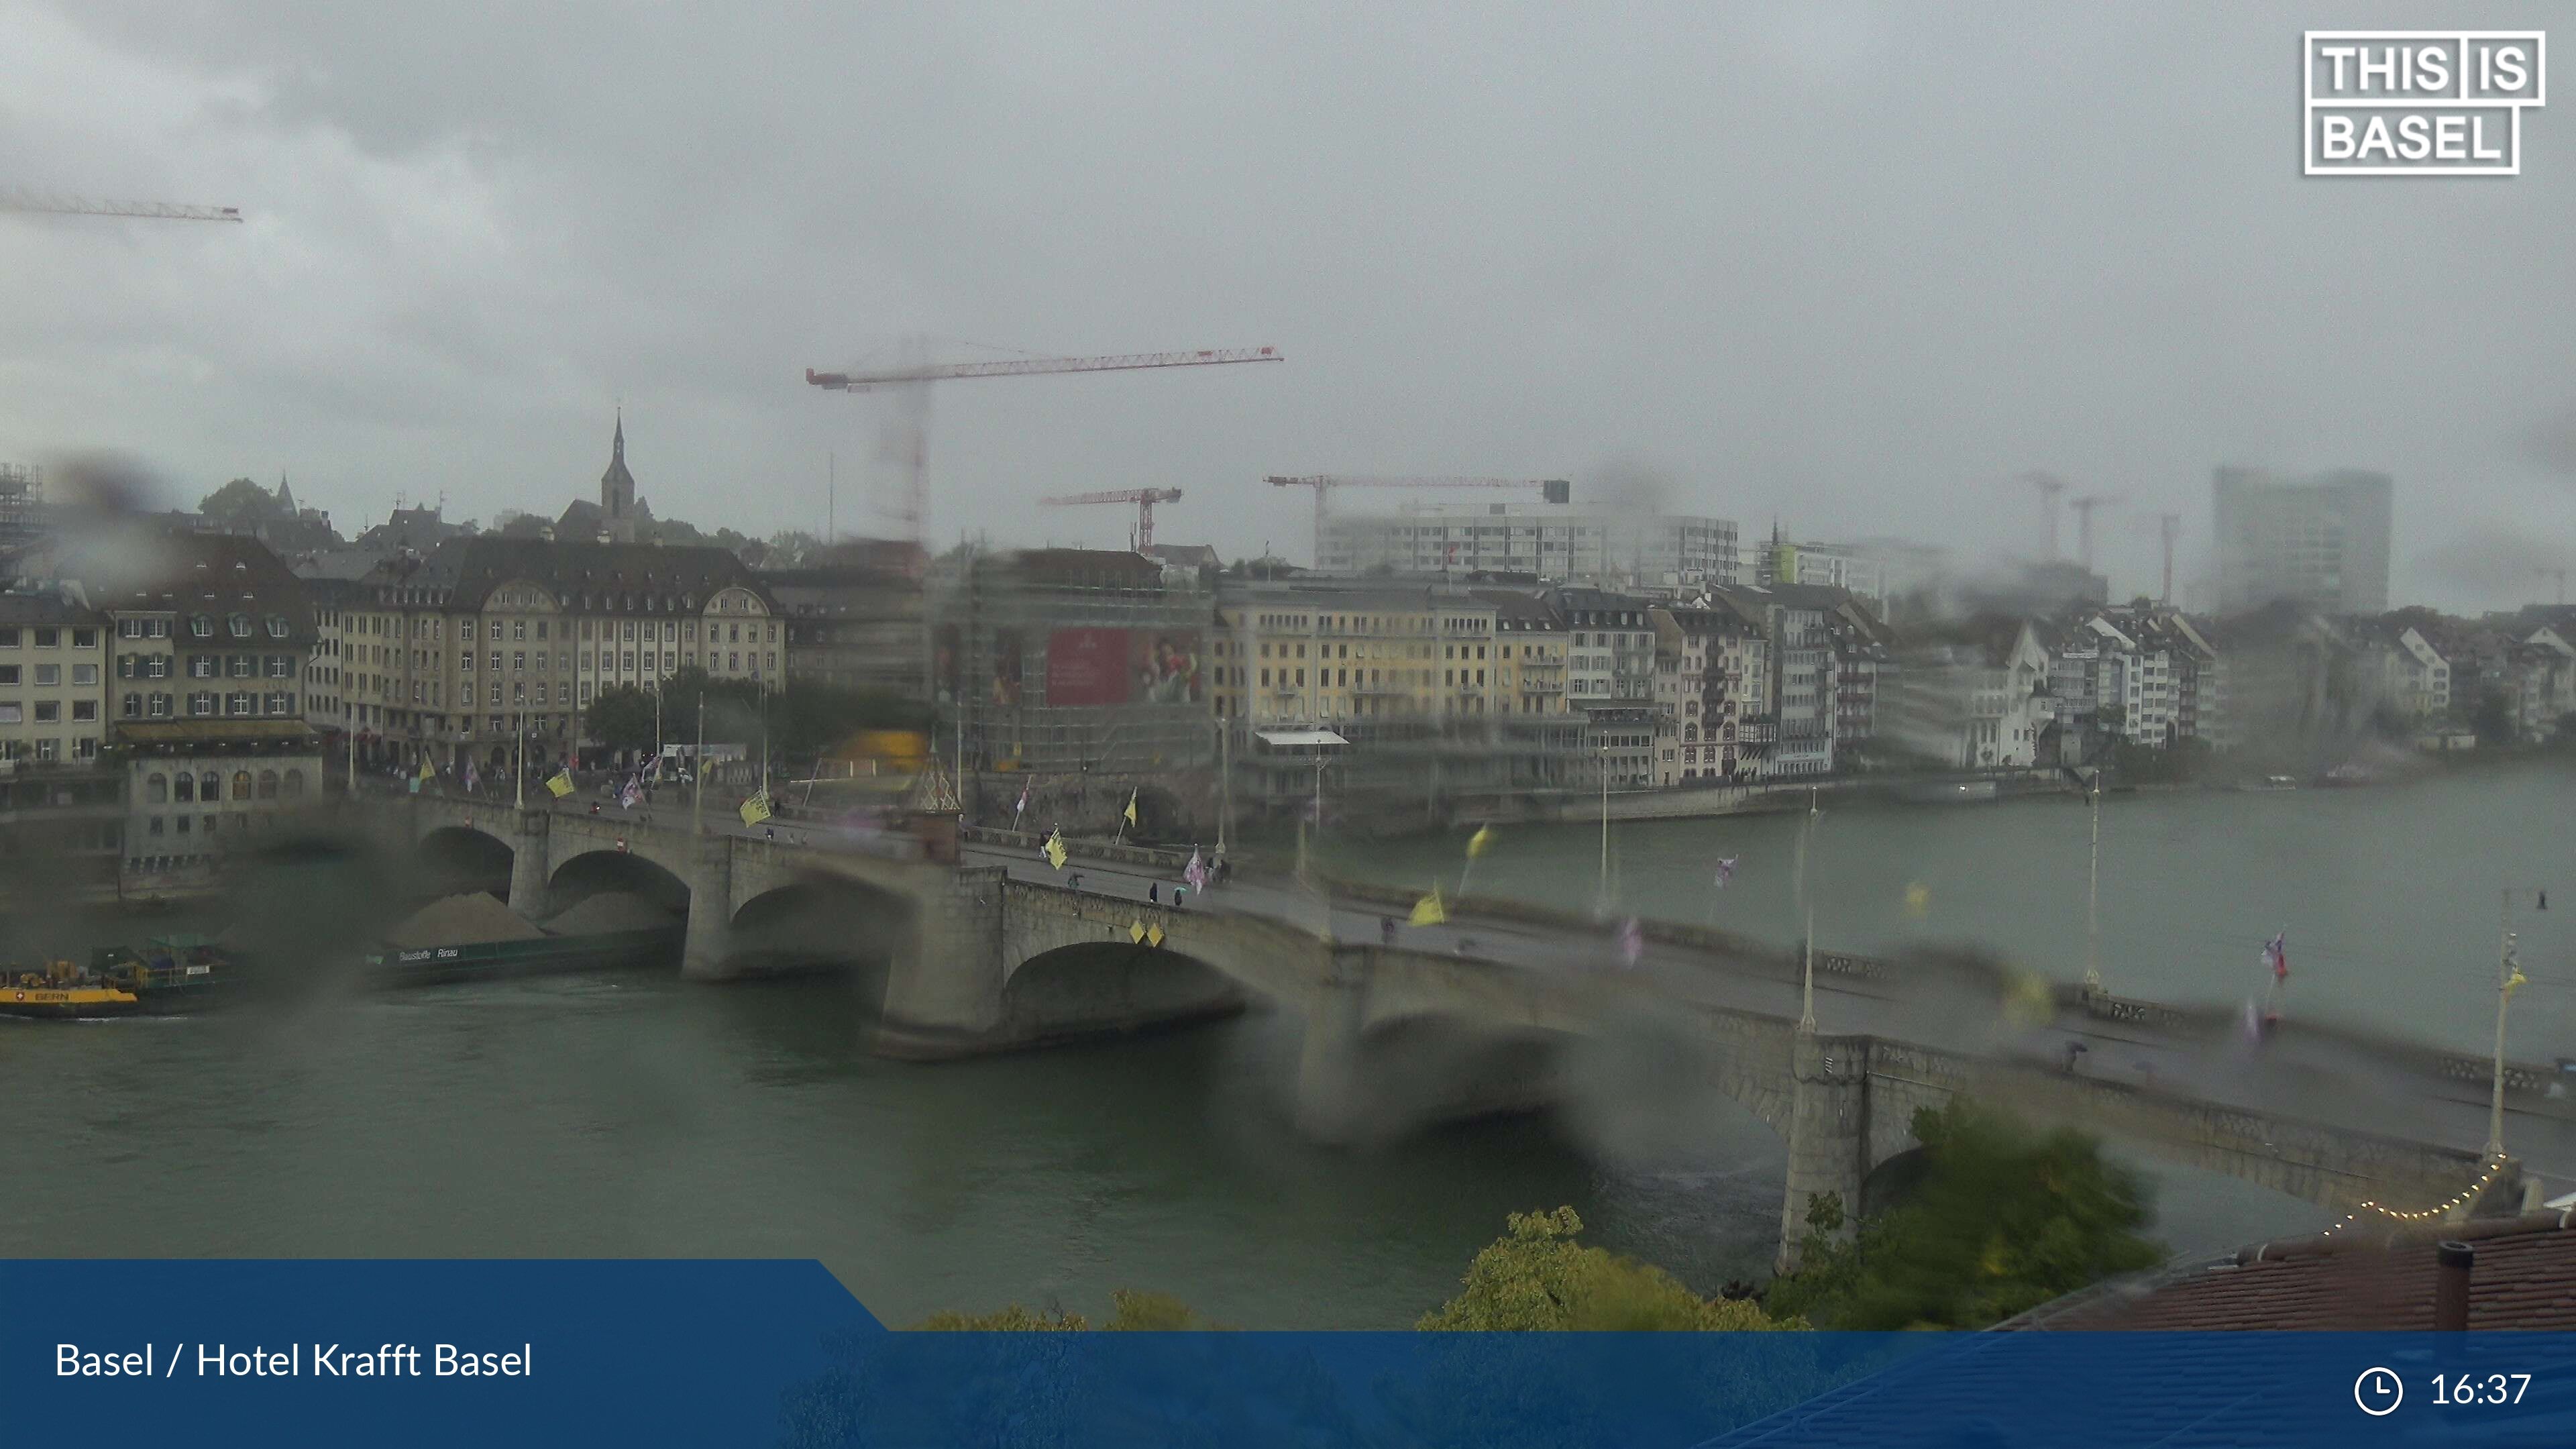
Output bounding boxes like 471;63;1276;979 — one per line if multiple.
2214;467;2393;616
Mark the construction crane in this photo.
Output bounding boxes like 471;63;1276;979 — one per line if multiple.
1;190;241;223
1265;475;1572;564
2158;513;2182;605
2020;472;2068;559
806;343;1281;555
2538;568;2569;606
1040;488;1183;551
2068;493;2125;570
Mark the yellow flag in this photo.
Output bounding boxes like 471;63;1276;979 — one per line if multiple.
1904;882;1931;918
417;755;435;783
1123;790;1139;826
739;789;773;826
1147;924;1165;949
1410;887;1447;926
1043;830;1069;870
1128;919;1146;944
1466;824;1493;859
2508;966;2529;996
545;769;574;798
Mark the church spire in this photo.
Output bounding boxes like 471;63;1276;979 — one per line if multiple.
276;471;296;515
600;409;638;531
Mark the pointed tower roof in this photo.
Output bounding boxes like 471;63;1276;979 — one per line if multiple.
600;408;637;521
276;472;297;514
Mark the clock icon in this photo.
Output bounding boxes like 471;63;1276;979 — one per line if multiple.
2355;1366;2405;1417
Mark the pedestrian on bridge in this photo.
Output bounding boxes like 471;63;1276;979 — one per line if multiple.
1148;882;1160;905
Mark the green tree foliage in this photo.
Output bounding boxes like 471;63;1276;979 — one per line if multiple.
912;1291;1224;1332
198;477;282;525
1417;1207;1800;1331
581;685;661;755
1766;1099;2162;1330
2471;683;2517;747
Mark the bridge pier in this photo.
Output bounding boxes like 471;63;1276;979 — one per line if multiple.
870;867;1010;1059
505;808;551;920
1293;950;1373;1144
680;835;735;981
1776;1031;1871;1275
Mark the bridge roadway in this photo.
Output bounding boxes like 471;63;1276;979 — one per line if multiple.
396;790;2559;1269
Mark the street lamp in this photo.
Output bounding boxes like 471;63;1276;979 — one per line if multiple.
2084;769;2103;991
2489;885;2544;1155
1595;741;1612;914
1795;786;1820;1032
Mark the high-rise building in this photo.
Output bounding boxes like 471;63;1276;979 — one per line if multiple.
1315;503;1737;588
2213;467;2392;616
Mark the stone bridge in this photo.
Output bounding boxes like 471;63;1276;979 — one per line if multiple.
395;795;2506;1271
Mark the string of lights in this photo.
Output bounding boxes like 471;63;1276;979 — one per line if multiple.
2319;1152;2510;1236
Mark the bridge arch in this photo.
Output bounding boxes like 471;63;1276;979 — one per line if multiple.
725;874;918;979
547;847;692;919
1001;941;1241;1045
417;824;516;899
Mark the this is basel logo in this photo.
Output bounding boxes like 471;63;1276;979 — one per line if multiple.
2306;31;2545;174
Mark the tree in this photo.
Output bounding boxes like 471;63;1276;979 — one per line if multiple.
2472;683;2517;747
1418;1207;1799;1331
1766;1099;2161;1330
582;685;659;755
914;1291;1224;1332
199;477;282;526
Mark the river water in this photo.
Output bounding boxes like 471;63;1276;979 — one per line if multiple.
5;762;2565;1328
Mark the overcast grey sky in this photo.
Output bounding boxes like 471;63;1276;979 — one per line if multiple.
3;1;2571;608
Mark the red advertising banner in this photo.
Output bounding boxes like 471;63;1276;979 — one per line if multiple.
1045;628;1130;706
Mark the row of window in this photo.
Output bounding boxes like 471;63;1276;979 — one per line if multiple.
0;627;100;648
0;700;99;723
337;615;777;645
117;614;290;641
143;769;305;804
111;655;295;680
0;663;99;687
115;692;294;718
0;737;99;761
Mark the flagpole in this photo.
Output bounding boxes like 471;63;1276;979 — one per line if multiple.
2491;885;2519;1155
692;696;706;839
514;721;525;810
2084;772;2102;991
1797;788;1818;1034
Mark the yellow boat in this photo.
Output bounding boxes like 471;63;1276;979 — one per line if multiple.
0;964;142;1020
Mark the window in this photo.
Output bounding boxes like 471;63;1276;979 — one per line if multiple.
200;772;219;800
228;655;253;678
535;621;548;641
581;621;593;640
226;692;253;716
232;771;252;801
119;619;144;639
122;694;142;718
34;627;58;647
513;651;525;672
147;773;168;803
266;655;292;678
146;657;168;679
227;614;250;639
188;692;215;716
150;694;171;718
512;620;525;642
266;616;288;638
34;738;55;761
266;692;291;714
187;657;214;679
34;663;58;686
0;627;15;646
623;652;635;671
727;653;737;671
174;773;193;802
72;663;97;686
488;651;500;673
258;770;278;800
190;616;213;639
148;816;164;837
579;681;592;702
462;652;474;671
118;656;136;680
623;622;637;641
0;665;13;686
283;770;305;797
72;700;96;721
34;701;58;722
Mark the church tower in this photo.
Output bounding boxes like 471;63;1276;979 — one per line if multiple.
600;411;637;527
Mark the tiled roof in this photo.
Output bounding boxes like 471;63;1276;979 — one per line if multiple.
2027;1209;2576;1330
0;589;103;627
366;537;771;613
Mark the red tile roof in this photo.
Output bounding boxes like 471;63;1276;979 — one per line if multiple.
2032;1208;2576;1330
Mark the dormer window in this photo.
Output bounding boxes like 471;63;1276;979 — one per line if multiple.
227;614;251;638
189;615;213;639
266;616;289;639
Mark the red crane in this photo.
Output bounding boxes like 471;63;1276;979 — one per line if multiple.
1265;474;1572;564
806;343;1281;553
1040;488;1184;550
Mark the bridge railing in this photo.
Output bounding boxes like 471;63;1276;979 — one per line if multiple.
961;824;1196;873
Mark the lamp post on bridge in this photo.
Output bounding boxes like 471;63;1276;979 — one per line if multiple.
1795;786;1819;1033
2489;884;2546;1155
2084;769;2103;992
